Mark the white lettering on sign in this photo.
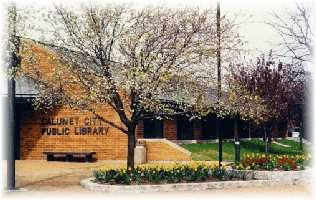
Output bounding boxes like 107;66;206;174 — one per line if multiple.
40;116;109;136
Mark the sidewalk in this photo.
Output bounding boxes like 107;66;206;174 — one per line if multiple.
3;160;126;192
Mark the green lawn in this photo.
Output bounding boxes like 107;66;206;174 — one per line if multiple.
182;139;308;161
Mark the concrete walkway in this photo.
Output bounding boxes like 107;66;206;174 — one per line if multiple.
3;160;126;192
272;141;290;147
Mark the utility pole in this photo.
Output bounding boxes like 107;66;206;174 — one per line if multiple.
7;70;16;191
7;4;19;191
216;0;223;167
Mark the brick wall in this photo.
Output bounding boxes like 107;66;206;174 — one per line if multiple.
19;105;128;160
163;119;177;140
19;40;130;161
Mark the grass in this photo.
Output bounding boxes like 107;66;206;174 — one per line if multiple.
182;139;308;161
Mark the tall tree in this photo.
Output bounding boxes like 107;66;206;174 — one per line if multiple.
267;3;313;63
230;53;305;140
19;6;239;169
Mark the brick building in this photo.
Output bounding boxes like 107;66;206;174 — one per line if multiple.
17;39;264;162
16;40;222;162
15;39;260;162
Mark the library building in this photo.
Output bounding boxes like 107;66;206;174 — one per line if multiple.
14;40;250;163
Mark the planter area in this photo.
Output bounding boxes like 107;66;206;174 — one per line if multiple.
80;168;311;193
80;152;312;193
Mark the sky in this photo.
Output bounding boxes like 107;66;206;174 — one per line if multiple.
9;0;300;54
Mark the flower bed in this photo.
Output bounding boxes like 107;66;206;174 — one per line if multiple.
93;162;254;185
83;167;311;192
235;153;311;171
93;153;311;186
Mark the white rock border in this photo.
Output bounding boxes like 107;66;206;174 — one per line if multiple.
80;168;312;193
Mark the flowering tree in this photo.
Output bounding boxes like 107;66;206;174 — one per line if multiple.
230;54;305;139
17;5;240;169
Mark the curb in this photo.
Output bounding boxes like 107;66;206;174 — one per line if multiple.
80;169;311;193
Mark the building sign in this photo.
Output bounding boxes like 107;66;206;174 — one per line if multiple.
40;116;110;136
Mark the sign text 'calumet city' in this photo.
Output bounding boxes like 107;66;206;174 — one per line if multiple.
40;117;110;136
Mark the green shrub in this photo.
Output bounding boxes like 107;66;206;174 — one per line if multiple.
264;161;278;171
212;168;226;180
282;163;291;171
93;162;254;185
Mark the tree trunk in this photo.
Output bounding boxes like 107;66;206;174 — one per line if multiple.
299;121;303;151
127;123;136;170
264;125;268;153
234;118;238;139
248;122;251;140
